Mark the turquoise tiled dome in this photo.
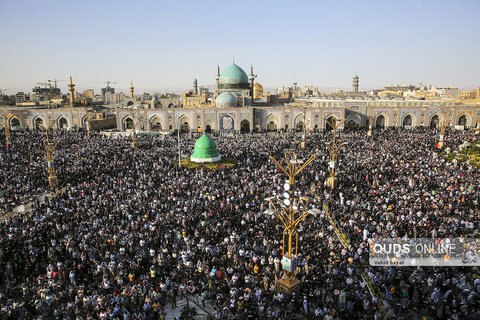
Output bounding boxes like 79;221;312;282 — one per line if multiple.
215;92;238;107
219;63;249;87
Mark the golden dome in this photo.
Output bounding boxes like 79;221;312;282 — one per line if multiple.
254;82;264;99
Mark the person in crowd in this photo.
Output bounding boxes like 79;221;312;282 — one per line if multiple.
0;127;478;319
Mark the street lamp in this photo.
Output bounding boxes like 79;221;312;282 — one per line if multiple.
437;106;452;149
475;105;480;135
85;107;93;138
127;109;138;149
176;113;184;178
1;111;13;150
177;116;181;176
265;150;316;293
366;107;375;137
324;117;346;189
39;121;59;190
301;109;307;149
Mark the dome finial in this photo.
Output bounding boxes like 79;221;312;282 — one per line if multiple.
233;56;235;64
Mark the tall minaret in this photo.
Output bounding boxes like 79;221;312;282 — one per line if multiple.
194;78;198;95
249;65;256;99
130;81;134;98
216;65;220;90
68;76;75;106
352;75;359;92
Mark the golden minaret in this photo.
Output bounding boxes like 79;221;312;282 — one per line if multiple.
130;81;134;98
68;76;75;106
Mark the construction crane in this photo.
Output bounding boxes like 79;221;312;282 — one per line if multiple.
36;81;53;100
49;79;66;90
91;81;117;87
105;81;117;88
102;81;117;101
91;81;117;97
36;81;50;88
34;79;66;101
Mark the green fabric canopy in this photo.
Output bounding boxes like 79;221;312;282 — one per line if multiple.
191;134;221;163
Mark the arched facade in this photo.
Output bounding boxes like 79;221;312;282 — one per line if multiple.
204;121;214;133
402;113;416;129
325;115;339;131
33;116;45;130
374;113;389;128
150;115;162;131
178;115;191;132
124;98;136;107
122;116;135;131
345;113;361;128
457;113;468;128
57;116;68;129
294;115;305;132
429;114;441;129
375;114;385;128
104;104;476;133
10;117;20;128
265;114;279;132
240;119;250;133
81;115;88;129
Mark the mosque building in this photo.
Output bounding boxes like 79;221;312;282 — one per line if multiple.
113;63;478;133
214;63;256;107
115;62;270;133
1;63;479;133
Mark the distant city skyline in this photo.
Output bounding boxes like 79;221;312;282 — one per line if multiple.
1;0;479;95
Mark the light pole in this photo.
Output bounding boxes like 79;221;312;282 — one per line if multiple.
265;150;317;293
39;121;59;190
1;111;13;150
300;109;307;149
177;117;181;176
367;107;375;137
325;117;346;189
86;107;93;138
475;105;480;135
437;106;452;149
176;113;184;178
127;109;138;149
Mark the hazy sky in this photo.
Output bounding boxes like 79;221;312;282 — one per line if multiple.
0;0;479;94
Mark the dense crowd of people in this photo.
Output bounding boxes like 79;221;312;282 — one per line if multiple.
0;127;478;319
